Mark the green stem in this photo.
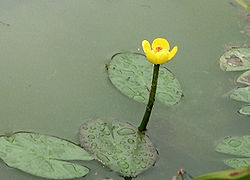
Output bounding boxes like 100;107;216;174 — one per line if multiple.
138;64;160;132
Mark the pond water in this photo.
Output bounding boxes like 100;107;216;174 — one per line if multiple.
0;0;249;179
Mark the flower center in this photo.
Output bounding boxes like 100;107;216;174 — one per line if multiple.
155;46;163;52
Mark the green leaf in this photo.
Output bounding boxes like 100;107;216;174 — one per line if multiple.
230;87;250;103
224;158;250;169
193;166;250;180
0;132;93;179
216;136;250;157
107;52;183;106
239;105;250;115
216;136;250;168
237;70;250;85
79;119;157;177
220;48;250;71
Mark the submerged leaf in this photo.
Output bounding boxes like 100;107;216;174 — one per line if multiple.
237;70;250;85
0;132;93;179
216;136;250;168
216;136;250;157
239;105;250;115
107;52;182;106
79;119;157;177
193;166;250;180
220;48;250;71
224;158;250;169
230;86;250;103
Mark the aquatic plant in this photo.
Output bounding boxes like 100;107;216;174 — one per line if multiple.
79;38;179;178
0;132;93;179
79;119;157;177
220;47;250;71
172;166;250;180
108;52;182;106
220;47;250;115
0;38;180;179
141;38;178;65
139;38;178;131
216;135;250;168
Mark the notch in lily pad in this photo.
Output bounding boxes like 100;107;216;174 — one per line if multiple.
219;47;250;71
237;70;250;85
79;119;157;178
0;132;93;179
215;135;250;168
239;105;250;115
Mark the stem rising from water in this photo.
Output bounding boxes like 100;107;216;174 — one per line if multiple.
138;64;160;132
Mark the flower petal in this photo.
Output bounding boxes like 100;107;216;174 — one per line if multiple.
147;55;157;64
142;40;152;53
142;40;156;63
155;51;171;64
146;52;158;64
168;46;178;61
152;38;170;51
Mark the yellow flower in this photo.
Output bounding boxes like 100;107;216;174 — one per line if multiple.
142;38;178;65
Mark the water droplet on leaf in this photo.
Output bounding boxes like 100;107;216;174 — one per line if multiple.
88;135;95;139
91;142;97;149
105;131;110;135
117;160;129;169
228;139;242;147
128;139;135;144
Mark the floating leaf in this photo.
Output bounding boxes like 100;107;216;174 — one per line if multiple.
0;132;93;179
239;105;250;115
230;86;250;103
220;48;250;71
216;136;250;168
193;166;250;180
107;52;182;106
216;136;250;157
79;119;157;177
237;70;250;85
224;158;250;169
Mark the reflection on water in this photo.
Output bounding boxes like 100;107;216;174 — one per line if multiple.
0;0;249;179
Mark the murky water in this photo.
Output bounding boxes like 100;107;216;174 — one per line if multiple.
0;0;249;179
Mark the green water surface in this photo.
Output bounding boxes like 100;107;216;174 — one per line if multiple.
0;0;249;179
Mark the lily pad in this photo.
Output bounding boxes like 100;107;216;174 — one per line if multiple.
239;105;250;115
220;48;250;71
224;158;250;169
237;70;250;85
107;52;183;106
230;86;250;103
79;119;157;177
216;136;250;168
193;166;250;180
0;132;93;179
